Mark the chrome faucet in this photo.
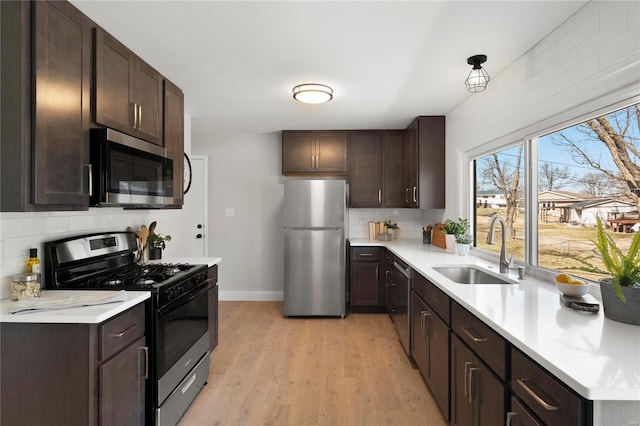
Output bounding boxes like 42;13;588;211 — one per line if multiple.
486;215;512;274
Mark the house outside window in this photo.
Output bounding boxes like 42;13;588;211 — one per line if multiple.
473;102;640;282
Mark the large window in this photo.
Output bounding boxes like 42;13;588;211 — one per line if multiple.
473;102;640;282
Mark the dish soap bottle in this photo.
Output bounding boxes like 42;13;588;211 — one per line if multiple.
26;248;41;273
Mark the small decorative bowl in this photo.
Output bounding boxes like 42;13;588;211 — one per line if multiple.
556;280;589;297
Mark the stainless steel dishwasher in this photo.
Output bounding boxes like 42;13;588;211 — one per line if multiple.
392;258;412;356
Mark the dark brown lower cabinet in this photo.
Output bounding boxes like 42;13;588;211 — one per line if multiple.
208;264;219;351
450;334;506;426
0;304;147;425
507;396;543;426
349;247;385;312
411;291;450;419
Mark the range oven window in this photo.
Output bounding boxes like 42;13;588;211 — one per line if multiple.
156;284;208;378
108;143;173;196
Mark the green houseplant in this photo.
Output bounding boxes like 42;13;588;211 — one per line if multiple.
455;233;473;256
148;233;171;260
384;220;399;240
594;216;640;325
442;218;469;253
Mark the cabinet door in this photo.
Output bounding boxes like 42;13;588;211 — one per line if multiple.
428;307;450;419
416;116;445;209
32;1;91;207
282;131;316;173
99;336;146;426
164;79;184;206
350;261;380;306
382;130;405;207
451;335;506;426
349;131;383;207
404;121;418;207
411;292;430;376
134;58;163;145
507;397;543;426
95;28;134;133
316;131;348;173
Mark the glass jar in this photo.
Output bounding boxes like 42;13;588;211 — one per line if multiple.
11;273;41;301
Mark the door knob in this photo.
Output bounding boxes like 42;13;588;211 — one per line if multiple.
196;234;203;239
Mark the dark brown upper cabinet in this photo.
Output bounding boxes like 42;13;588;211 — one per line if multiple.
349;130;405;208
405;116;445;209
163;79;184;207
282;131;348;174
95;28;163;145
1;1;92;211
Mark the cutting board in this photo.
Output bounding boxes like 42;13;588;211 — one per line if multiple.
431;223;447;249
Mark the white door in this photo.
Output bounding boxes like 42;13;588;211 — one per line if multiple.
181;155;208;256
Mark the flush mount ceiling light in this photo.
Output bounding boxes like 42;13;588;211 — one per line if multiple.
465;54;490;93
292;83;333;104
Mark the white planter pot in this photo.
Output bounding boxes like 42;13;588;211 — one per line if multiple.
445;234;456;253
456;243;470;256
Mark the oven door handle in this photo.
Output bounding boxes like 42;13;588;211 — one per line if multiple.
158;282;209;316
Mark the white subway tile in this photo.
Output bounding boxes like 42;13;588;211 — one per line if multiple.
0;217;25;239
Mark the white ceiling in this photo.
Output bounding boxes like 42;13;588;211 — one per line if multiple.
70;1;587;135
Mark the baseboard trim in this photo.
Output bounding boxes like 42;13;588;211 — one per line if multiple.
219;290;283;301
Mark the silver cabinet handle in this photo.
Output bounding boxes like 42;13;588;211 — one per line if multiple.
422;311;430;338
506;412;517;426
358;253;374;257
137;104;142;129
462;326;488;342
311;155;315;169
463;361;473;399
385;270;390;285
139;346;149;379
469;367;479;404
131;102;137;129
375;266;379;282
378;189;381;203
113;322;137;338
405;188;409;203
420;310;426;337
413;186;417;203
83;164;93;196
517;379;559;411
181;373;197;394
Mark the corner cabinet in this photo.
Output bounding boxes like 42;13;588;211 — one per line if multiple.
94;28;163;145
0;304;147;425
405;116;445;209
1;1;92;211
349;131;405;208
282;131;348;175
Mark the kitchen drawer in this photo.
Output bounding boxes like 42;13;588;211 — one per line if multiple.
508;396;543;426
100;303;145;361
511;348;584;426
452;301;506;380
412;273;450;324
351;247;380;261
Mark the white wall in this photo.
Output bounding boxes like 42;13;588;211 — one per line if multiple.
192;133;285;301
446;1;640;220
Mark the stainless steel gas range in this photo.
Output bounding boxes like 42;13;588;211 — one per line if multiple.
44;231;210;425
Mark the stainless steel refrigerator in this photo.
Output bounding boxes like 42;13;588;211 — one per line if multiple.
284;179;347;317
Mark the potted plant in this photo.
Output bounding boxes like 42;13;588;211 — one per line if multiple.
384;220;399;239
442;218;469;254
148;233;172;260
455;233;473;256
593;216;640;325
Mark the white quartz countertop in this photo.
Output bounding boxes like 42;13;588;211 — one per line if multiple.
350;238;640;401
150;256;221;268
0;290;149;324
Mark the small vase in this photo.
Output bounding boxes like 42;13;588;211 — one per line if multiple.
149;247;162;260
599;278;640;325
445;234;456;253
456;243;470;256
387;229;394;240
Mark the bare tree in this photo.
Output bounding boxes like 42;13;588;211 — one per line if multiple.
553;103;640;208
539;162;572;191
481;145;523;237
579;172;626;197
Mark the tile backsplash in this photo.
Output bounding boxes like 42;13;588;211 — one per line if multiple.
348;208;444;240
0;208;155;300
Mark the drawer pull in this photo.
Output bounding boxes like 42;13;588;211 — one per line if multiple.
468;367;479;404
140;347;149;379
182;373;197;394
113;322;137;338
506;412;517;426
358;253;374;257
517;379;559;411
461;326;488;342
463;361;473;399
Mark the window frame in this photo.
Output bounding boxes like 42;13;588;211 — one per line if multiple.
465;92;640;281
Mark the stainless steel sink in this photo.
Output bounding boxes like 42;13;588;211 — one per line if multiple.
432;265;517;285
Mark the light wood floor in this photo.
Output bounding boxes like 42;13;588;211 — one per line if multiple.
179;301;447;426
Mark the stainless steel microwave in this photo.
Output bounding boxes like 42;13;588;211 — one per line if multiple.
90;128;174;207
